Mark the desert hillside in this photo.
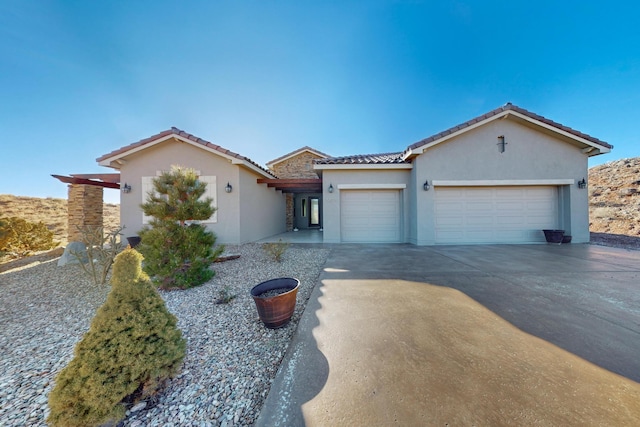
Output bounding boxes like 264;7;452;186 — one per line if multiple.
0;194;119;246
589;157;640;236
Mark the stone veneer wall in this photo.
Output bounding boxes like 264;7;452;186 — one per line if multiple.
270;151;325;231
285;193;294;231
270;152;324;179
67;184;104;242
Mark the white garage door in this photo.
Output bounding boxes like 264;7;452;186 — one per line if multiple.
434;186;558;244
341;190;401;242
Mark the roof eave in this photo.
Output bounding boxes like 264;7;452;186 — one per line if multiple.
407;109;612;157
313;163;413;170
97;133;275;178
266;147;330;168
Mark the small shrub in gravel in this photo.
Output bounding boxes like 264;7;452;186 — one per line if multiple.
47;249;186;427
215;284;237;304
262;239;290;262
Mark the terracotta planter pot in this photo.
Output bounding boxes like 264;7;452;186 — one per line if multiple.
543;229;565;244
251;278;300;328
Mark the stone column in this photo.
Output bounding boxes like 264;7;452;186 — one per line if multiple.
67;184;104;242
285;193;294;231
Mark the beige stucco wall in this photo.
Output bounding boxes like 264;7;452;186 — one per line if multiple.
321;169;412;243
238;169;286;243
411;118;590;244
118;138;283;244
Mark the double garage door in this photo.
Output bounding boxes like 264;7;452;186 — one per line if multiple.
434;186;559;244
341;190;401;243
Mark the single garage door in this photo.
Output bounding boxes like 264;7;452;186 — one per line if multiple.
434;186;558;244
341;190;401;242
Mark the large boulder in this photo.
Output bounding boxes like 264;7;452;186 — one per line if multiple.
57;241;88;266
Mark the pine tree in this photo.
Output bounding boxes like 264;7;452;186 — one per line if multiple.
47;249;186;427
138;166;224;289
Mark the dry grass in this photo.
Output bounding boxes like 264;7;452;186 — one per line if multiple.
0;194;119;247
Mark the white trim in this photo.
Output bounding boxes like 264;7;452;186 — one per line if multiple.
432;179;574;187
406;109;611;158
266;148;328;167
314;163;413;170
338;184;407;190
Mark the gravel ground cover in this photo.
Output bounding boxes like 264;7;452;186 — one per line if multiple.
0;243;329;426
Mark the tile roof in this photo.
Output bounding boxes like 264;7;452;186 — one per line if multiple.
266;146;331;166
314;152;407;165
96;127;276;177
406;103;613;152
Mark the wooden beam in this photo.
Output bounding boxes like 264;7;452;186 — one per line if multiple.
257;178;321;184
52;174;121;189
70;173;121;183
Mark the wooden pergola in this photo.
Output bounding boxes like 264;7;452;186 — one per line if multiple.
256;178;322;193
51;173;121;189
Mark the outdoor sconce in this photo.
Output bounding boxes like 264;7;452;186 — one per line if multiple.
577;178;587;189
225;182;233;193
423;180;430;191
497;135;507;153
328;183;334;193
121;183;132;193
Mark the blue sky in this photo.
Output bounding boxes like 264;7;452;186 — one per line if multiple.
1;1;638;204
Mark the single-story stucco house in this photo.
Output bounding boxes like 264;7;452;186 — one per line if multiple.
90;103;611;245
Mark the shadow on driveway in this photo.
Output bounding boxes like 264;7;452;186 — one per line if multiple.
257;243;640;425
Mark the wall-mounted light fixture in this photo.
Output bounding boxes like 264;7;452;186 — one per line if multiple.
423;180;430;191
577;178;587;189
121;183;132;193
497;135;507;153
225;182;233;193
328;183;334;193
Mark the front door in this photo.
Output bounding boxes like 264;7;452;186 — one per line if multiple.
309;197;320;227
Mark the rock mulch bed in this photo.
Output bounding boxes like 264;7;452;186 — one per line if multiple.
0;243;329;426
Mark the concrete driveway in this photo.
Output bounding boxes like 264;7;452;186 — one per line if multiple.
257;243;640;426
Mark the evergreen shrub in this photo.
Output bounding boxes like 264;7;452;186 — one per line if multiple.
138;166;223;289
47;249;186;427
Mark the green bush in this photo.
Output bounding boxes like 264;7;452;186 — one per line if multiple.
47;249;186;427
0;216;59;257
138;166;223;289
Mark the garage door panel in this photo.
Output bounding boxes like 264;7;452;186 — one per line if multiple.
468;216;494;226
468;201;494;211
436;216;464;227
435;186;558;244
341;190;401;243
497;215;525;225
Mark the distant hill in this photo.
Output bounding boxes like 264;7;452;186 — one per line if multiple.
0;194;120;245
589;157;640;236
